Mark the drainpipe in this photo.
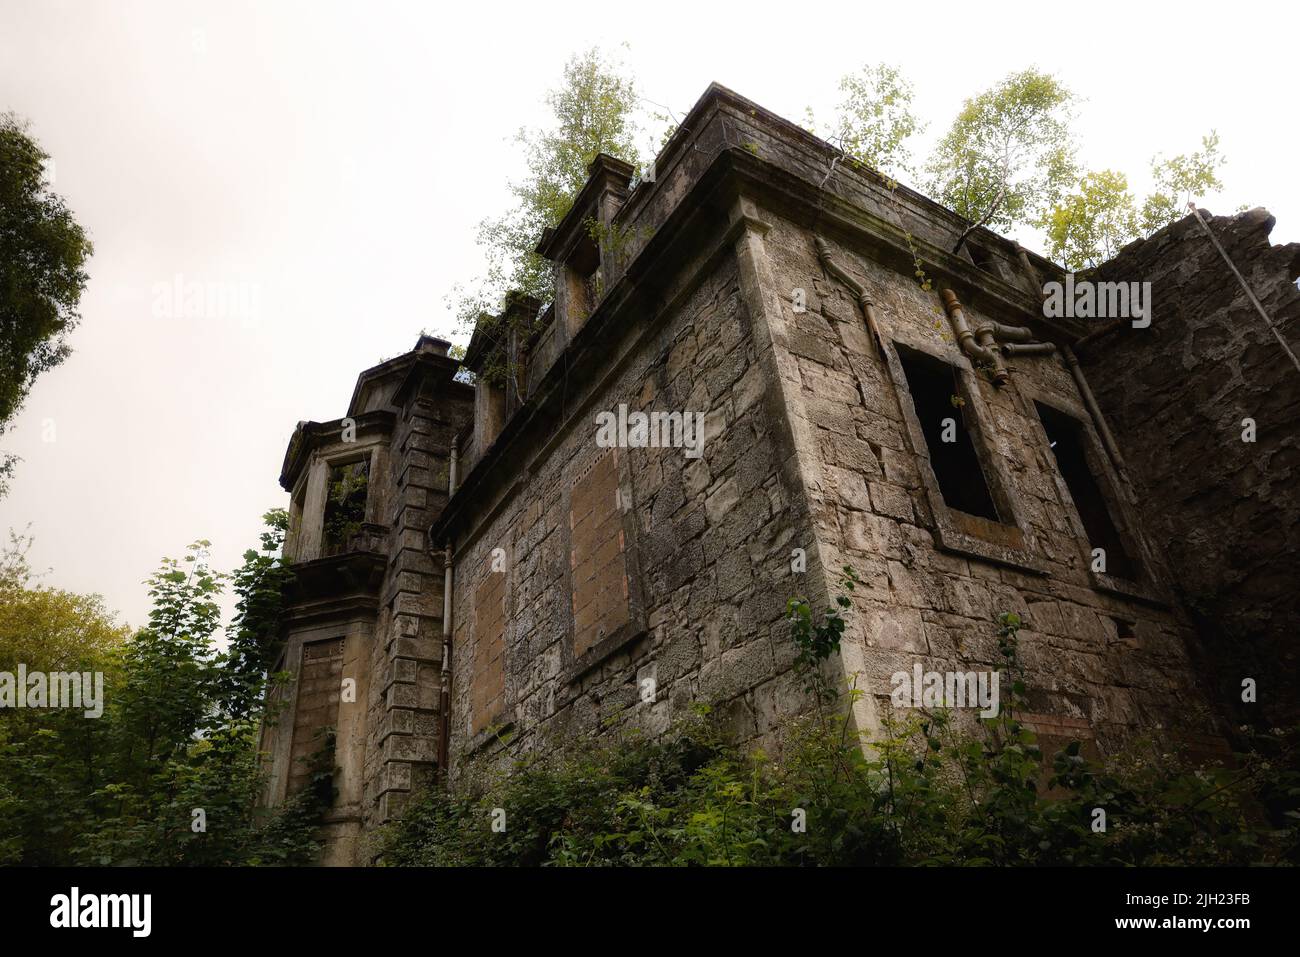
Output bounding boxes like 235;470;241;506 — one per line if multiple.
814;237;887;358
1000;341;1057;357
1073;318;1126;352
436;442;459;783
941;288;1061;386
941;289;1007;385
985;320;1037;343
1062;344;1127;474
1014;242;1048;303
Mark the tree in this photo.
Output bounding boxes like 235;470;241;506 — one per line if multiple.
1041;133;1226;270
447;47;645;383
216;508;294;720
924;69;1077;253
0;114;94;496
1039;170;1140;270
1140;131;1225;234
0;527;129;674
812;64;924;180
0;515;322;865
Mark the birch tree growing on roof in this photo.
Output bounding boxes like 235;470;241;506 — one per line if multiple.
447;46;647;384
924;68;1077;254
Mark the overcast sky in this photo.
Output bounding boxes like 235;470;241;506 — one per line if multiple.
1;0;1293;630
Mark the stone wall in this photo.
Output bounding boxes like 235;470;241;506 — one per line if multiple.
435;85;1246;781
362;371;472;835
268;86;1300;859
268;341;472;864
446;243;826;774
1080;208;1300;727
754;205;1225;755
443;193;1232;778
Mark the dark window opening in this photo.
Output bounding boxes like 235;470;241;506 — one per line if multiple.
1112;617;1137;645
1035;402;1137;579
323;459;369;555
967;243;997;275
898;349;1001;522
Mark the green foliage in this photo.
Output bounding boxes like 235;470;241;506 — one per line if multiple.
322;461;368;552
925;69;1077;250
0;113;94;496
1041;134;1225;269
812;64;924;179
786;565;859;705
216;508;294;721
0;514;324;865
448;46;646;386
0;526;130;673
1140;131;1225;234
380;585;1299;867
1039;169;1140;270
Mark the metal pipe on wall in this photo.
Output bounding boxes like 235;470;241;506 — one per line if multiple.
815;236;887;359
940;289;999;365
1014;242;1047;302
985;320;1036;343
1062;344;1128;473
436;442;459;783
1001;341;1058;357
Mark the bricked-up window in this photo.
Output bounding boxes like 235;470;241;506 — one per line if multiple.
471;570;506;734
322;459;369;555
566;232;601;323
897;349;1001;522
569;449;629;659
288;637;343;798
1035;402;1138;579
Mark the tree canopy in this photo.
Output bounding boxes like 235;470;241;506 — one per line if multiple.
924;68;1078;252
815;65;1226;270
450;47;644;337
0;114;93;496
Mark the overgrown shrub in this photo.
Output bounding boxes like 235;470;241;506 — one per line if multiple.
0;512;326;866
381;578;1300;867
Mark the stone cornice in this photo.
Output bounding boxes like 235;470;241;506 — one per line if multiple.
279;410;395;492
534;153;636;264
429;83;1084;544
281;550;387;628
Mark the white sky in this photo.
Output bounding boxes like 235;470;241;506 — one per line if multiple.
1;0;1293;630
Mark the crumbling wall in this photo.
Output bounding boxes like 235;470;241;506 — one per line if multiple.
1080;208;1300;726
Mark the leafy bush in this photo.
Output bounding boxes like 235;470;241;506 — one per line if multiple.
381;584;1300;867
0;511;325;865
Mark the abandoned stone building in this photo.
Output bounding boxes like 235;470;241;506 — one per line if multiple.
259;83;1300;864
